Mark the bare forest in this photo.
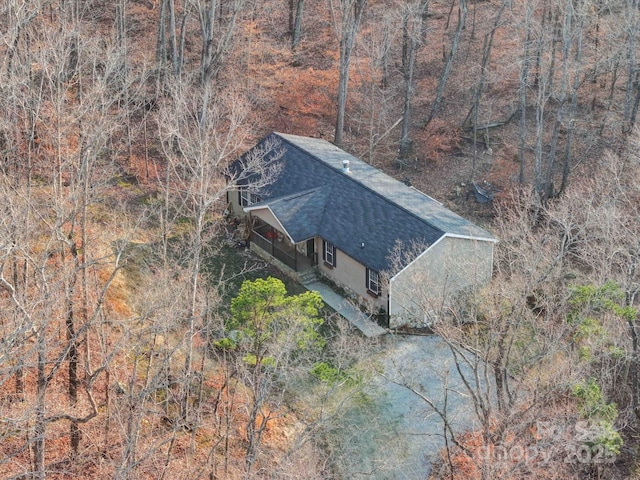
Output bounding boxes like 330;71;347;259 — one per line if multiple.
1;0;640;478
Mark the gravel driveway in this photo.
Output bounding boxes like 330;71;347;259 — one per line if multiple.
333;334;482;479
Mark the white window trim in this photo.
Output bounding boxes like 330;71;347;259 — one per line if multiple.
367;268;380;296
240;189;260;207
323;241;336;267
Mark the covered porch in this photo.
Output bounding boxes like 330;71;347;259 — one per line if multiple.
247;218;387;335
250;219;317;272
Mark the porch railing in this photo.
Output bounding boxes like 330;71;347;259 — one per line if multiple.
251;230;297;271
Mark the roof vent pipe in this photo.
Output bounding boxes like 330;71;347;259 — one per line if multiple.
342;159;350;173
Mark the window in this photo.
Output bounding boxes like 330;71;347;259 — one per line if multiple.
366;268;380;296
239;189;260;207
323;240;336;267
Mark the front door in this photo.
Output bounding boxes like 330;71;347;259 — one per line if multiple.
306;238;317;265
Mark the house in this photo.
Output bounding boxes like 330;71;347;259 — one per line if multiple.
228;132;497;329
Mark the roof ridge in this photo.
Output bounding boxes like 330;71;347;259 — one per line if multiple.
260;185;325;204
273;132;447;237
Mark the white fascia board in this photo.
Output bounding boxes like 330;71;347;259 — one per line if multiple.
243;204;263;213
244;204;296;244
444;232;498;244
389;235;446;283
389;232;497;283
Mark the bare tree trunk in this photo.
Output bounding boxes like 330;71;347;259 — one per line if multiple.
560;89;577;194
533;76;548;200
532;3;549;89
156;0;167;74
559;3;585;195
168;0;179;75
332;0;367;147
33;326;47;480
426;0;466;126
380;16;391;88
629;317;640;420
624;0;640;130
290;0;305;50
469;0;507;181
244;364;271;478
66;261;80;453
398;5;417;163
600;59;620;137
198;0;245;86
540;10;563;198
9;213;28;398
288;0;295;33
518;12;534;185
181;206;204;425
630;77;640;129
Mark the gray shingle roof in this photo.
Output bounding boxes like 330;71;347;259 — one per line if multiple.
255;187;329;241
236;132;495;272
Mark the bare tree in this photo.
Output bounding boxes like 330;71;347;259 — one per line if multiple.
157;79;283;431
330;0;367;147
623;0;640;130
426;0;466;126
194;0;247;86
289;0;306;50
156;0;190;81
0;2;148;475
397;139;640;476
465;0;508;181
398;0;429;165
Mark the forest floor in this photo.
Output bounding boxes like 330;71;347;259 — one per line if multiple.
19;1;627;477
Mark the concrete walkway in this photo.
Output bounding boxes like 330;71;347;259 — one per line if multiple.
304;280;387;337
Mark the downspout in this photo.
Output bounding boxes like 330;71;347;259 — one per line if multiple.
386;276;392;329
386;295;390;329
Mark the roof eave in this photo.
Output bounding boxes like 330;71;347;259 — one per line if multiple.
389;232;497;283
444;232;498;244
389;235;446;282
243;204;297;244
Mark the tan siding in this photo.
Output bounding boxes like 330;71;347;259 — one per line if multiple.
228;189;246;217
318;247;387;313
389;237;494;328
442;237;494;291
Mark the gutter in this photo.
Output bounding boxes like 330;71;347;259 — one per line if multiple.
243;204;296;244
